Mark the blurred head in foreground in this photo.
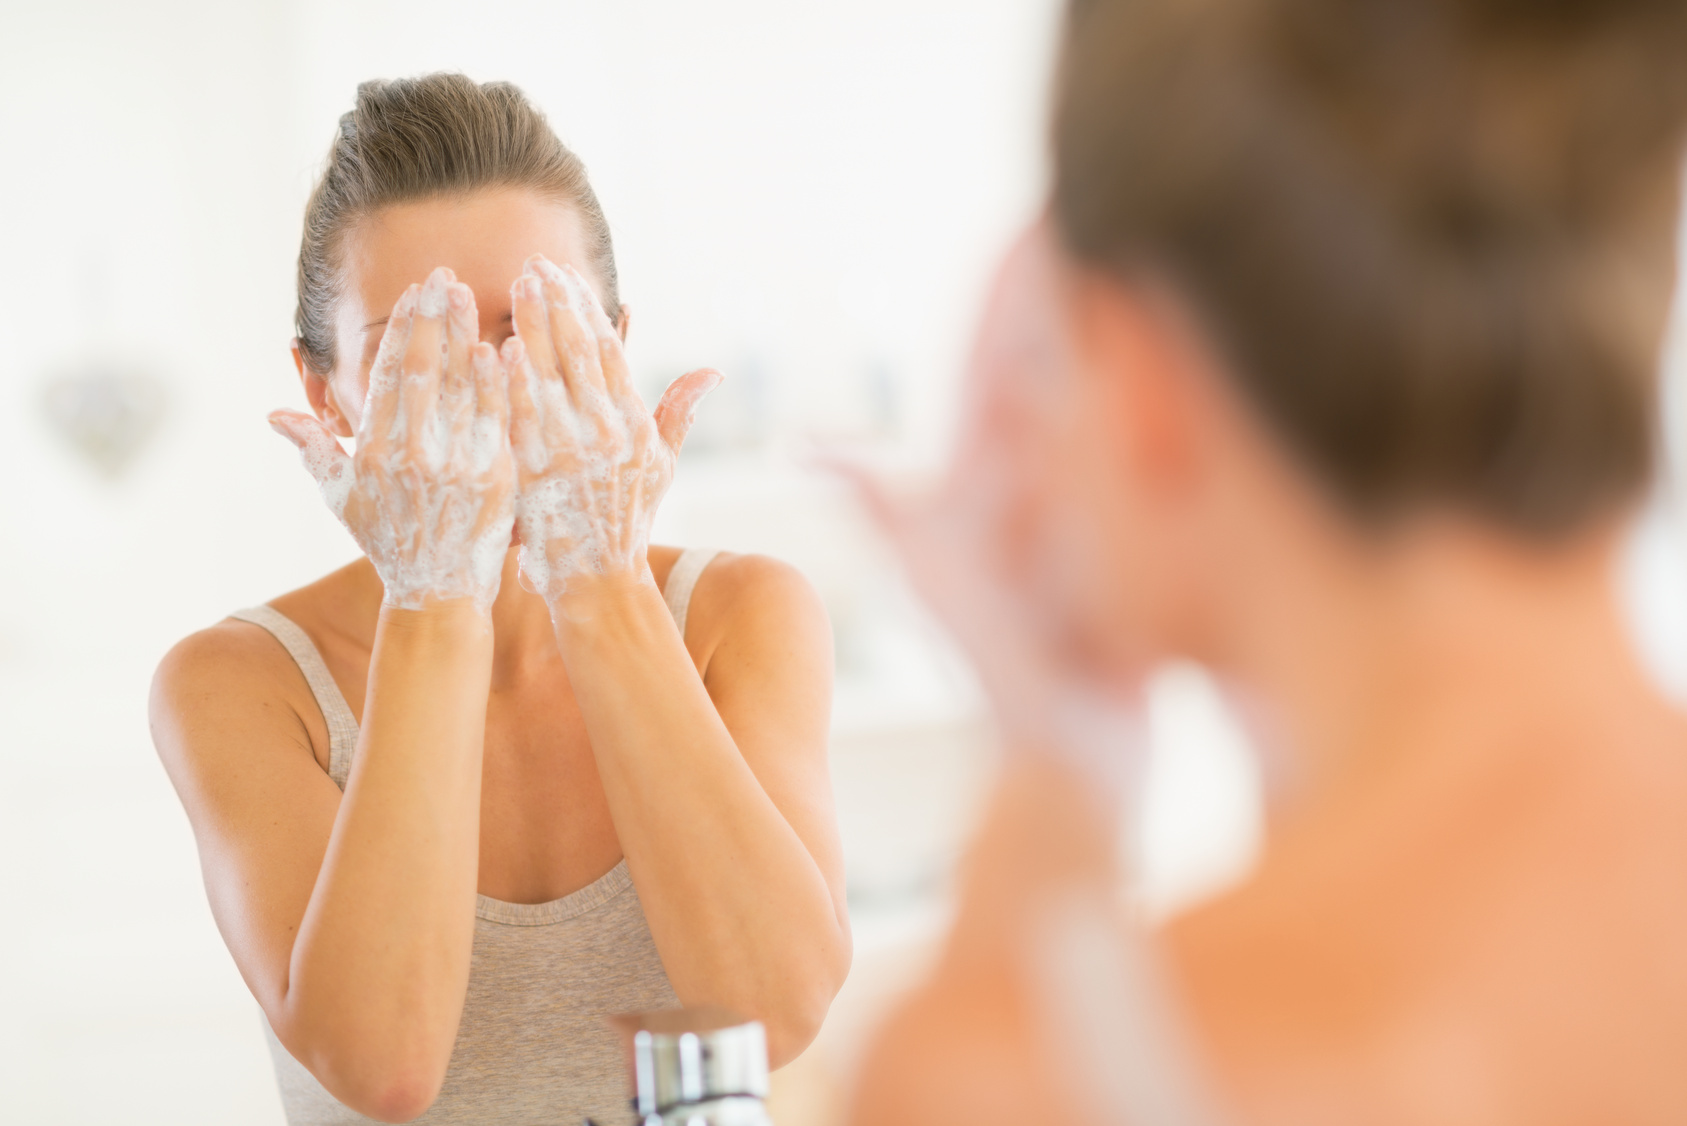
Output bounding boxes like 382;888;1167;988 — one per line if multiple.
849;0;1687;1122
1032;0;1687;681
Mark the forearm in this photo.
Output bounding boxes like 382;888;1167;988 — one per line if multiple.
281;604;491;1105
551;575;848;1060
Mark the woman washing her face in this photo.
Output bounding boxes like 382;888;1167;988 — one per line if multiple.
850;0;1687;1121
150;75;849;1125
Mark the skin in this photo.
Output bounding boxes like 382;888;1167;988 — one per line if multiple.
847;227;1687;1124
150;190;850;1122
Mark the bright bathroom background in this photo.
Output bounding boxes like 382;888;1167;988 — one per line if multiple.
2;2;1684;1123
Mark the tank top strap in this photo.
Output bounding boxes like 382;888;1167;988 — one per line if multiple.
229;550;714;792
228;605;359;790
662;547;720;642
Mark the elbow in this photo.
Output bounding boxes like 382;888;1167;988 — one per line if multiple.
765;999;828;1070
276;1015;450;1123
765;932;853;1069
352;1076;446;1124
319;1056;447;1123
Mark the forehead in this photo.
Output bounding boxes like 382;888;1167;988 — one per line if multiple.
338;188;590;323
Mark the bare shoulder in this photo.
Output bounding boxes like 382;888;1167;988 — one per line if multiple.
686;551;831;670
151;618;321;772
152;554;368;720
153;617;303;716
149;560;373;779
697;550;824;614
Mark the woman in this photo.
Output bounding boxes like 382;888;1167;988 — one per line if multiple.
150;74;849;1125
849;0;1687;1122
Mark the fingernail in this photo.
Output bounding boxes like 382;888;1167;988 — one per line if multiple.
267;415;295;442
419;272;450;317
448;283;470;311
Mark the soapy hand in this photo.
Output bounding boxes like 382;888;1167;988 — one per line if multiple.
270;268;517;614
504;254;721;603
839;226;1145;800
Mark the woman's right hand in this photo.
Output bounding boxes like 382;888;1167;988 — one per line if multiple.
270;268;516;614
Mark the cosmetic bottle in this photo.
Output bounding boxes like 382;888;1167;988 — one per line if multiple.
599;1007;773;1126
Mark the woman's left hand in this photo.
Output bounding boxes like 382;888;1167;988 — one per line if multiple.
841;225;1146;797
503;254;721;604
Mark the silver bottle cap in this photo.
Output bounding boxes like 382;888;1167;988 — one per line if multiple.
611;1007;771;1124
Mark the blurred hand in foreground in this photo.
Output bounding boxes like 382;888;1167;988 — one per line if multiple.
842;224;1147;792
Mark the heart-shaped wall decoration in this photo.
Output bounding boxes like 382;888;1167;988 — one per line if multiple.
39;367;167;478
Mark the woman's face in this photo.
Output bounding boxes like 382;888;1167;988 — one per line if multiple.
953;229;1181;684
981;231;1240;682
306;188;617;434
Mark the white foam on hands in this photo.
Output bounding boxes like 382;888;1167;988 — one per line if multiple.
274;259;717;614
508;256;717;604
274;267;517;614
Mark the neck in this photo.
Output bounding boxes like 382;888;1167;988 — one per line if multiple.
1213;510;1650;814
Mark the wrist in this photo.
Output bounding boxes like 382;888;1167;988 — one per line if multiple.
545;569;669;645
376;598;495;650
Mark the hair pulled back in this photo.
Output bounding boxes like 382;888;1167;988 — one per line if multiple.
1053;0;1687;535
295;73;619;375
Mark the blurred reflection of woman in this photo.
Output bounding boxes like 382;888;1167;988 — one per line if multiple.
849;0;1687;1122
150;74;848;1125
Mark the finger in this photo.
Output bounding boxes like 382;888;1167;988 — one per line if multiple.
815;453;907;539
510;272;565;409
269;409;354;517
525;255;605;401
547;259;630;396
362;285;419;448
442;280;479;439
652;367;724;456
471;340;509;437
502;335;546;475
401;268;452;466
816;454;951;595
818;454;976;623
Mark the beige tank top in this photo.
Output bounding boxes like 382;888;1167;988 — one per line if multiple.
229;548;720;1126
